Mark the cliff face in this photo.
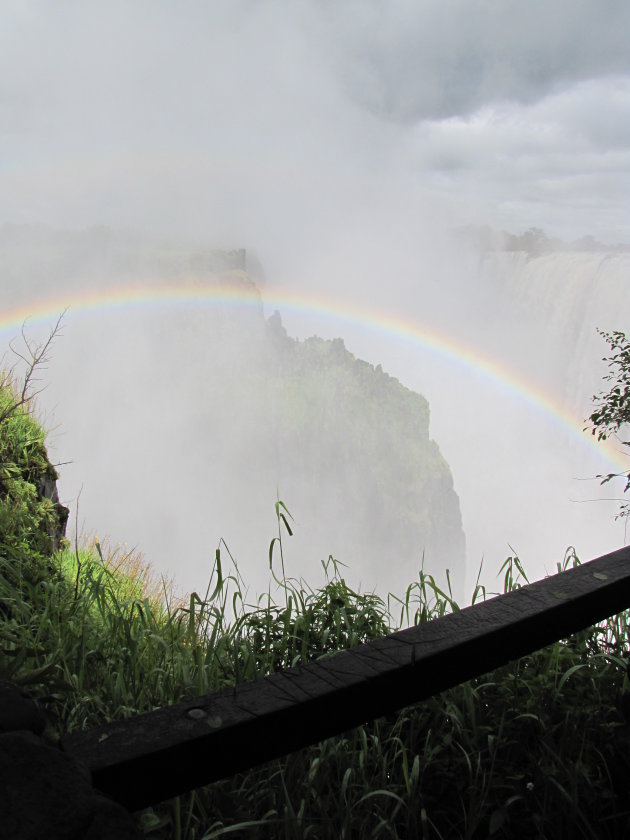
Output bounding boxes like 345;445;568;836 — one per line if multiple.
258;313;465;593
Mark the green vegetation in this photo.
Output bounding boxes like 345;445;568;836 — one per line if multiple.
2;333;630;838
0;380;58;566
0;321;68;597
589;330;630;519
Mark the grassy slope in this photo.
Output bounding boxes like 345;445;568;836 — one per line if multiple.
2;375;630;839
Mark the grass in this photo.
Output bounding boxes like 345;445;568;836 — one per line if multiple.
3;531;630;839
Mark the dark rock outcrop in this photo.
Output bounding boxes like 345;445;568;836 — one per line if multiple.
38;468;70;553
0;681;141;840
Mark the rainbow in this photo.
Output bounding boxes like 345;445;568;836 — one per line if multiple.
1;279;627;474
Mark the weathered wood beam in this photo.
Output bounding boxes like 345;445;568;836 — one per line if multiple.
62;546;630;811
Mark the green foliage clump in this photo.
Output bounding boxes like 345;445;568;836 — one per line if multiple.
589;329;630;517
0;374;66;593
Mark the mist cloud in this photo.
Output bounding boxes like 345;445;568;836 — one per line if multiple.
1;2;629;598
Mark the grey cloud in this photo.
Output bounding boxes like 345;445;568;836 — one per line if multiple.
0;2;628;249
403;76;630;241
319;0;630;121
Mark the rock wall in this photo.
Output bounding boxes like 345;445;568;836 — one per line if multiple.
0;681;141;839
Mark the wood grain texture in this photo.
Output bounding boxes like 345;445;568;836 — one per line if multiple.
62;546;630;811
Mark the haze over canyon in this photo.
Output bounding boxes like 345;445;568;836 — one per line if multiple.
1;2;629;598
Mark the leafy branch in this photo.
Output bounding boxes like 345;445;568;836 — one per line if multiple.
587;329;630;517
0;310;66;426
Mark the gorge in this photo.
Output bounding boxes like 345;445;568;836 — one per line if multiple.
1;225;628;601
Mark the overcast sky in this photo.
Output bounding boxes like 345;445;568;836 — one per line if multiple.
2;0;629;248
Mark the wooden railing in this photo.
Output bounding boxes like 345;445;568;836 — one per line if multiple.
61;545;630;812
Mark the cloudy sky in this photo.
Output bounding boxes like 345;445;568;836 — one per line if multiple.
2;0;629;247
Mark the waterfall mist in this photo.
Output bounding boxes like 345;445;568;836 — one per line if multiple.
2;2;629;600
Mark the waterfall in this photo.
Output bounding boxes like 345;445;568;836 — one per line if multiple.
477;250;630;414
